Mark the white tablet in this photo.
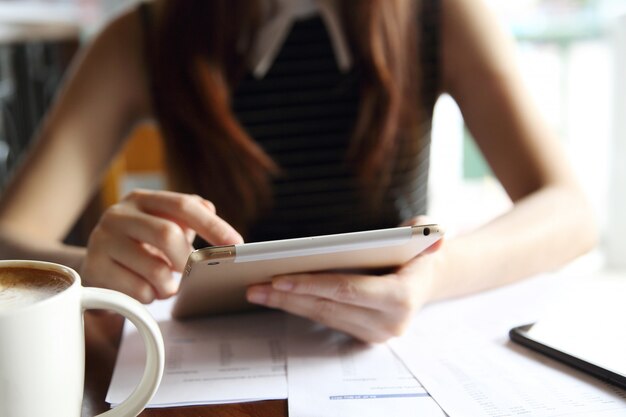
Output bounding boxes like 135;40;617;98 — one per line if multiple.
172;224;444;319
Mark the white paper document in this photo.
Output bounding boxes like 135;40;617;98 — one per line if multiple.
286;316;446;417
390;270;626;417
106;297;288;407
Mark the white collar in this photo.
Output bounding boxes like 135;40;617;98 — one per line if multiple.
247;0;352;79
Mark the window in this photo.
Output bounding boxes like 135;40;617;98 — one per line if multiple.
429;0;624;267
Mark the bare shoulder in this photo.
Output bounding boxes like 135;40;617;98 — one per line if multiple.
440;0;518;96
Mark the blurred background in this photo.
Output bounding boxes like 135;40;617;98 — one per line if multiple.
0;0;625;267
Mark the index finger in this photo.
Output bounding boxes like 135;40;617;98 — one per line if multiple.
270;272;405;312
128;190;243;245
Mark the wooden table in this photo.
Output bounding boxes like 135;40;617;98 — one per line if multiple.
82;311;287;417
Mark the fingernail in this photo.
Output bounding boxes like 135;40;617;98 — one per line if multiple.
273;279;294;292
247;287;269;304
228;232;244;245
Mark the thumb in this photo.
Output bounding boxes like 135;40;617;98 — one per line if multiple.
400;215;435;227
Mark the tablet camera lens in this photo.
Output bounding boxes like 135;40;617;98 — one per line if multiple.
423;227;431;236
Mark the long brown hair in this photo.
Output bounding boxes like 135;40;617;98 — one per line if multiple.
148;0;422;234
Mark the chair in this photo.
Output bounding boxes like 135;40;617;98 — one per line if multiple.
100;122;166;208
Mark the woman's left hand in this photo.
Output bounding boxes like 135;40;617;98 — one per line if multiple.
245;217;443;343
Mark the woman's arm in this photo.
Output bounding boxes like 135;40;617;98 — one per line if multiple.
0;9;150;271
433;0;598;299
0;8;244;302
245;0;598;342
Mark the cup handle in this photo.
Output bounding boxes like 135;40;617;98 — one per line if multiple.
81;287;165;417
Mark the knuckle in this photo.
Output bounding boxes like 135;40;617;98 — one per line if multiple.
334;279;358;302
173;194;194;213
387;319;410;338
125;189;147;202
311;298;336;323
395;294;416;317
290;278;313;294
390;282;417;316
146;262;170;282
131;283;155;304
86;228;108;250
265;290;285;309
100;204;125;228
386;308;413;339
194;195;215;212
156;222;182;246
204;199;216;213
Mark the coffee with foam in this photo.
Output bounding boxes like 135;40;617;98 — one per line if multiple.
0;267;72;312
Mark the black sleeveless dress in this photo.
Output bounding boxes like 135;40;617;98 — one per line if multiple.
142;1;441;243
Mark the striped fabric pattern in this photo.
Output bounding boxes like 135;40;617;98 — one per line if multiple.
237;2;440;242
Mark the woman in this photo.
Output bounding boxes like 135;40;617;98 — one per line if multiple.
0;0;596;342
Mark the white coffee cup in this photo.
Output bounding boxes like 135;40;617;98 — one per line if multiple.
0;260;165;417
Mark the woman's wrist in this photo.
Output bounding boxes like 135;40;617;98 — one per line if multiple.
424;239;453;303
403;241;449;311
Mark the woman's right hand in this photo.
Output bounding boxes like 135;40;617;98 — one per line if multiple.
81;189;243;303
